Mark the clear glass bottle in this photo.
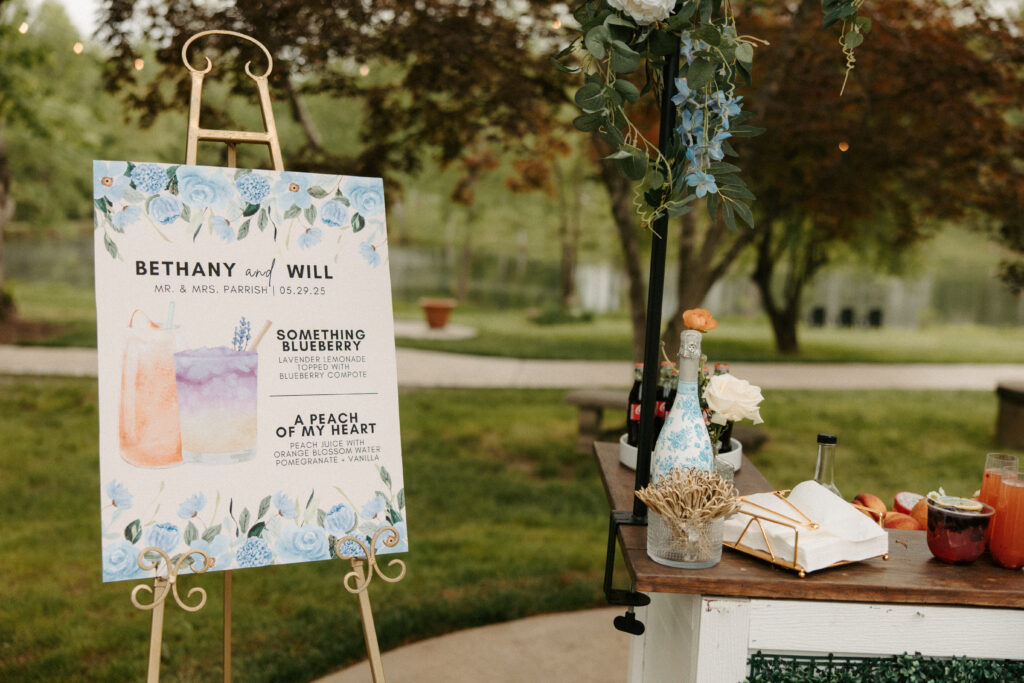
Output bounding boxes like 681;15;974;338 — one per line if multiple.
813;433;841;497
650;329;715;482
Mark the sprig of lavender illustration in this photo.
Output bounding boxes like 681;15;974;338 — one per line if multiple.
232;316;252;351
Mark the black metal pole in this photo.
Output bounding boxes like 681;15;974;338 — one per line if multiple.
631;40;681;521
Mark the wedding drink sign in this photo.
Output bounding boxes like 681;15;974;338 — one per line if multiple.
93;161;407;582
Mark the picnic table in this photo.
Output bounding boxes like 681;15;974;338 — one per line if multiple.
594;441;1024;682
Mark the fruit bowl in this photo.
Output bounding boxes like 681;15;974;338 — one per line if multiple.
926;497;994;564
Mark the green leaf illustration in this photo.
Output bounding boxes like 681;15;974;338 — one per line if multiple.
283;205;301;220
123;187;146;203
351;213;366;233
397;488;405;510
304;205;317;225
379;466;392;490
125;519;142;544
317;509;326;527
201;524;222;543
239;507;251;535
257;208;269;232
306;490;316;510
234;168;252;179
243;203;260;217
308;185;328;198
237;218;251;241
184;521;198;545
247;521;266;538
258;495;271;520
103;234;119;259
180;203;192;223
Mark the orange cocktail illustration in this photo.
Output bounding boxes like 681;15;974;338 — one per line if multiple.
119;310;182;467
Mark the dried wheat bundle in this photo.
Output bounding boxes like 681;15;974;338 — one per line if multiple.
636;468;741;523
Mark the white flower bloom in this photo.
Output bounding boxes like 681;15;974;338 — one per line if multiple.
705;374;764;425
607;0;675;25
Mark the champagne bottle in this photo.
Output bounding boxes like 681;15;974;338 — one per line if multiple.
650;329;715;482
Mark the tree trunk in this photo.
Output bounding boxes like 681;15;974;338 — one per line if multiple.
284;75;326;155
0;133;14;321
594;140;646;362
662;211;755;358
553;158;580;310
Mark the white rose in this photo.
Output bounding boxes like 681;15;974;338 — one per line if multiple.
607;0;675;26
704;374;764;425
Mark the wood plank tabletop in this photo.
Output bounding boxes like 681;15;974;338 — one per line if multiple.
595;441;1024;609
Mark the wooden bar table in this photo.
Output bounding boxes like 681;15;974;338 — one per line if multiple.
595;442;1024;682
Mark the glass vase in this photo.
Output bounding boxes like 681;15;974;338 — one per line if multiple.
647;512;724;569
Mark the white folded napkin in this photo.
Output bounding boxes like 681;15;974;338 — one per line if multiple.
723;480;889;573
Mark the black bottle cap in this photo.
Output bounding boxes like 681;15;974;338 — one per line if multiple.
817;433;838;445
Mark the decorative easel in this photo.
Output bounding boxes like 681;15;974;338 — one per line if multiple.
129;29;406;682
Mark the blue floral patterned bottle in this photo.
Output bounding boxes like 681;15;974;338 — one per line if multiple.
650;329;714;481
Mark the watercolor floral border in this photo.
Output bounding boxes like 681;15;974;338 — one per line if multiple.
93;160;387;268
101;465;406;583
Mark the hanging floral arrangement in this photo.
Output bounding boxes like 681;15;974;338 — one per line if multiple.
555;0;867;230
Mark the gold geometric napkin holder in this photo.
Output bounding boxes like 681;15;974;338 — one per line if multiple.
722;491;889;578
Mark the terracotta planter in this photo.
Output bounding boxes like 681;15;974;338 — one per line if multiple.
419;297;457;329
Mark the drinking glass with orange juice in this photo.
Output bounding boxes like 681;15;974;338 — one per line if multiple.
989;464;1024;570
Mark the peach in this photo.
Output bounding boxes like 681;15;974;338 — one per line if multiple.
852;493;887;522
883;511;923;530
910;498;929;529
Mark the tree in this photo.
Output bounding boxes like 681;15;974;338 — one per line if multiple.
741;0;1023;353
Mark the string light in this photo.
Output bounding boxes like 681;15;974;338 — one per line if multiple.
358;64;370;76
134;58;145;71
838;141;850;152
73;42;84;54
18;21;29;34
552;18;562;29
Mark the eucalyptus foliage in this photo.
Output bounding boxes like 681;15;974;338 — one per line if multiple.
555;0;866;232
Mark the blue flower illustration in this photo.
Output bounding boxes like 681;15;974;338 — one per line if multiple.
359;239;381;268
177;492;207;519
145;522;182;554
105;480;133;509
236;173;271;205
94;161;130;203
361;494;387;521
102;540;145;582
236;536;273;568
336;538;366;558
183;535;233;572
111;205;142;230
323;503;356;536
210;216;235;243
273;172;312;212
375;521;408;554
297;227;323;250
342;177;385;217
130;163;169;194
273;491;298;519
276;522;329;563
177;166;235;212
320;199;349;227
148;193;182;225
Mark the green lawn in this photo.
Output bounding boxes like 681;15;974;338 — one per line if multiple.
2;377;1021;682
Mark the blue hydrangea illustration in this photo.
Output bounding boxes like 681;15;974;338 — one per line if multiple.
148;194;182;225
94;160;130;203
273;172;312;212
177;492;207;519
102;539;145;582
361;494;386;521
236;173;271;205
130;163;169;194
210;216;235;242
276;523;329;563
359;239;381;267
145;522;182;553
343;177;385;216
111;205;143;231
105;480;133;509
323;503;356;536
375;521;408;554
320;199;348;227
177;166;235;212
297;227;322;250
273;491;298;519
235;536;273;568
336;538;366;559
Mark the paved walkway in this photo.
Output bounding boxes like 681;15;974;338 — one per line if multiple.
2;343;1022;390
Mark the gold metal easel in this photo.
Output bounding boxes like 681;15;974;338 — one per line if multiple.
130;30;404;683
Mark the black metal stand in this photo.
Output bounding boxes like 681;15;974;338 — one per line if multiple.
606;38;681;635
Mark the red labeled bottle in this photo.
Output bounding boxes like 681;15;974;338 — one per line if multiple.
626;364;643;447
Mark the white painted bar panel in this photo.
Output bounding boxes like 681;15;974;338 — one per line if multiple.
748;600;1024;660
